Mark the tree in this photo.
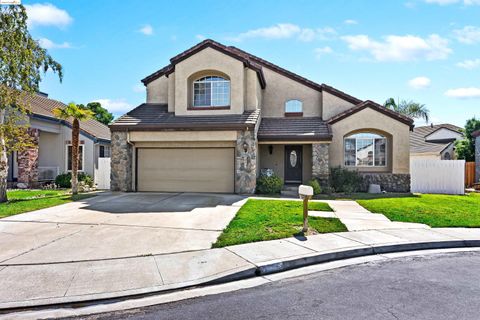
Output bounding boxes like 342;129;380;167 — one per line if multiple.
455;118;480;161
384;98;430;123
53;103;94;195
85;102;113;125
0;5;63;203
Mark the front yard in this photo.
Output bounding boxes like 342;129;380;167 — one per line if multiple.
358;193;480;228
0;190;94;219
213;199;347;247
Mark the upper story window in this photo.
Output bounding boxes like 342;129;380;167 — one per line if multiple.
344;133;387;167
193;76;230;107
285;99;303;113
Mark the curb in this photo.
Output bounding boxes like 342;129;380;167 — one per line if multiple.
0;238;478;313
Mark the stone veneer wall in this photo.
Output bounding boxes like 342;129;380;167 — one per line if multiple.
359;173;411;193
235;130;256;193
312;143;330;185
110;131;133;191
17;128;39;187
476;136;480;183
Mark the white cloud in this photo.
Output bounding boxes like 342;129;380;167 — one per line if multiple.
195;34;206;41
445;87;480;98
139;24;153;35
341;34;452;61
456;58;480;69
425;0;480;4
314;46;333;58
92;99;132;114
38;38;71;49
132;84;145;93
408;76;431;89
231;24;336;42
344;19;358;25
25;3;72;28
453;26;480;44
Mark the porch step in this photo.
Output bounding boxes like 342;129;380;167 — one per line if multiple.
281;185;299;198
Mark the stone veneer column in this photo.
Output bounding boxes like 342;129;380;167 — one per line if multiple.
312;143;330;185
17;128;39;187
235;130;257;194
476;136;480;183
110;131;133;191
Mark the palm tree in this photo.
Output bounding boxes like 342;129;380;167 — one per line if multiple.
53;103;94;195
384;98;430;123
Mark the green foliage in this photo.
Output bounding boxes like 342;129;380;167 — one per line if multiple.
308;179;322;195
84;102;114;125
330;167;363;194
384;98;429;123
256;174;284;194
55;173;94;188
455;118;480;161
52;102;94;121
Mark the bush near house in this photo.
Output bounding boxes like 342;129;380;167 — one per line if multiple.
308;179;322;195
330;167;363;194
256;174;284;194
55;172;94;188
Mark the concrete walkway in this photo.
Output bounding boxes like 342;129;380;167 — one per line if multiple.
1;226;480;310
311;200;430;231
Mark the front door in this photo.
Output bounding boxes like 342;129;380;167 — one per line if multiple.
284;145;303;183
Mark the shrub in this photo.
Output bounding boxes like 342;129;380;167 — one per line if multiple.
330;167;363;193
55;172;94;189
308;179;322;195
256;174;283;194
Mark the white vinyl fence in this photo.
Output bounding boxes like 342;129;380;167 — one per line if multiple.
95;158;111;190
410;159;465;195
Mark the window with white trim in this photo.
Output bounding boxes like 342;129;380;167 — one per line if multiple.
285;99;303;113
344;133;386;167
66;145;84;171
193;76;230;107
99;145;110;158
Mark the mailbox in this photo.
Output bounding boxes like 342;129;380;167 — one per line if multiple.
298;185;313;233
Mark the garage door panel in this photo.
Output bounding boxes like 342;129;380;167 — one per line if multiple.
137;148;234;193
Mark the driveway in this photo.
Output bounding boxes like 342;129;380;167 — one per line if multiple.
0;192;245;265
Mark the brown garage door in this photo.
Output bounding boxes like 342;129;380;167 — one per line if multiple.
136;148;235;193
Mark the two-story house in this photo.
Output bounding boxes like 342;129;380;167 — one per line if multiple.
109;39;413;194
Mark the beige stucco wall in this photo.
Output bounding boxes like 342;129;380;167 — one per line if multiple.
146;76;168;104
261;68;322;117
245;68;262;111
259;144;312;183
322;91;356;120
174;47;245;115
411;153;441;160
129;130;237;142
329;107;411;174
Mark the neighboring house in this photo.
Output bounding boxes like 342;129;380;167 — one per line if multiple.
109;39;414;194
7;92;111;189
410;124;464;160
474;130;480;183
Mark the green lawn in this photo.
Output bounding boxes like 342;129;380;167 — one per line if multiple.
357;193;480;228
213;199;347;247
0;189;95;219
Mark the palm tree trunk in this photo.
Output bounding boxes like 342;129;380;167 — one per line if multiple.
0;109;8;203
71;118;79;195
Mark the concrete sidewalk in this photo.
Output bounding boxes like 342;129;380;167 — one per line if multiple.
1;227;480;310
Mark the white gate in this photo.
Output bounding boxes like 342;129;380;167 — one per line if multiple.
95;158;111;190
410;159;465;195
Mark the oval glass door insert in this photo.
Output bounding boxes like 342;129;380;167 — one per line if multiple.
290;150;297;167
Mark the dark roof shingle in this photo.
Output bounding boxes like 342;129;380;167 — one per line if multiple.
257;117;332;141
110;103;260;130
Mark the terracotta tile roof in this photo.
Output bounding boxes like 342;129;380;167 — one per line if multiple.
410;124;463;154
257;117;332;141
26;93;111;141
327;100;414;129
140;39;363;105
110;103;260;131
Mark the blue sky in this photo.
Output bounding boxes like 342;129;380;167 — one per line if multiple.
24;0;480;126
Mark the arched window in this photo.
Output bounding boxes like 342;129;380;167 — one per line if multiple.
344;133;387;167
285;99;303;113
193;76;230;107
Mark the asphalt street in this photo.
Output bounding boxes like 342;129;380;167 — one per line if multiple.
75;251;480;320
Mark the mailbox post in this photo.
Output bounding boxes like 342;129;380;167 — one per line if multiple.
298;185;313;233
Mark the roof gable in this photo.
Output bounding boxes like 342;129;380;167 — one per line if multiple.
425;127;463;142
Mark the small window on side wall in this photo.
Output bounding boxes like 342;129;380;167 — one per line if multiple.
99;145;110;158
285;100;303;114
66;145;84;171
